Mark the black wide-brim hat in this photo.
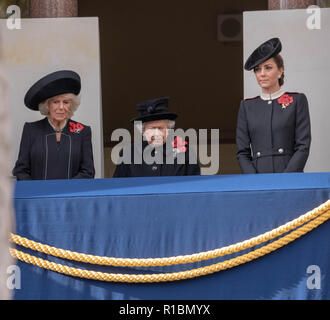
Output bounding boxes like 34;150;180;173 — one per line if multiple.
244;38;282;71
24;70;81;110
130;97;178;123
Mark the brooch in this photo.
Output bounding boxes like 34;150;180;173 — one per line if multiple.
69;121;84;134
172;136;187;157
277;94;293;109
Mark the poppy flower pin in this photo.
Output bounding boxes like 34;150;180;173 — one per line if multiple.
69;121;84;134
278;94;293;109
172;136;187;155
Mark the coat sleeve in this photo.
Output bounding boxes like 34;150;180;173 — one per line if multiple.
236;101;257;174
184;144;200;176
185;163;200;175
72;126;95;179
113;163;130;177
112;148;131;178
284;93;311;172
12;123;32;180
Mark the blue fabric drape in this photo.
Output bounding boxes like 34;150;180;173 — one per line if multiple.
13;173;330;300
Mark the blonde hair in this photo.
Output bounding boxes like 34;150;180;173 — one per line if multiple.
38;93;81;118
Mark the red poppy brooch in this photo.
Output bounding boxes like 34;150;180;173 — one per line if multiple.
172;136;187;155
69;121;84;134
278;94;293;109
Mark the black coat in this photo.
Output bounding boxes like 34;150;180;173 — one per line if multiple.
113;140;200;177
236;92;311;174
13;117;95;180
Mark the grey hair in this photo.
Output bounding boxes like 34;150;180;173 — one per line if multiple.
38;93;81;118
134;119;176;133
167;120;175;129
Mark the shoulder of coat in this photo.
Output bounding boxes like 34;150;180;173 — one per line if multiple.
244;95;260;101
26;118;47;128
284;91;300;95
68;119;86;125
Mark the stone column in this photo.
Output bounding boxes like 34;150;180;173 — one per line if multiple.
269;0;317;10
29;0;78;18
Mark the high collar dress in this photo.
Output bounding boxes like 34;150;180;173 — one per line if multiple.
236;90;311;174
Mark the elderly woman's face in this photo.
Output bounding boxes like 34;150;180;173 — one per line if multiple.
48;95;71;123
254;58;283;92
143;119;169;146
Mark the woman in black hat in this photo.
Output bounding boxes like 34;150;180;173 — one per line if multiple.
13;70;95;180
113;97;200;177
236;38;311;174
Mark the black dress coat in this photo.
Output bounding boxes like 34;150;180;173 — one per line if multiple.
236;92;311;174
13;117;95;180
113;140;200;177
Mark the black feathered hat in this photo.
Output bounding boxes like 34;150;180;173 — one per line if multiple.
244;38;282;71
24;70;81;110
131;97;177;123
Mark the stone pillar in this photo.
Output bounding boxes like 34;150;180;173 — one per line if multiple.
29;0;78;18
268;0;317;10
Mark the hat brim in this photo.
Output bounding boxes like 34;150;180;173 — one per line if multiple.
131;112;178;123
24;70;81;110
244;38;282;71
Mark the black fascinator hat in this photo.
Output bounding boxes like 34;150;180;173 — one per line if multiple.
244;38;282;71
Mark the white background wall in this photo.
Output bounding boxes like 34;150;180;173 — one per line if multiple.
243;8;330;173
0;17;104;178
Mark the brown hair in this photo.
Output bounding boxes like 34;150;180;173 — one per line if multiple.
273;54;285;86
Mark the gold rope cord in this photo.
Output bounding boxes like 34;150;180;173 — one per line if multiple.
10;200;330;267
10;204;330;283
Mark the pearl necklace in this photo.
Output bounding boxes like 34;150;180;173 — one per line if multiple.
48;118;67;133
